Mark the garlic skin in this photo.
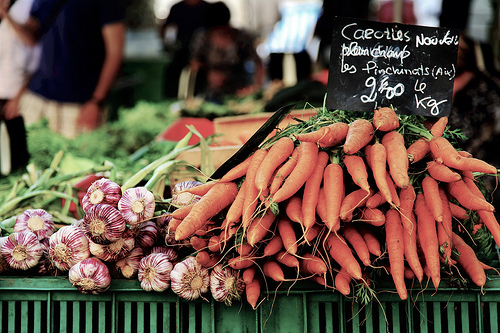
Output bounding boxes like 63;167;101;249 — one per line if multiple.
1;231;43;270
48;225;90;271
81;178;122;212
0;237;10;273
210;264;245;306
138;253;173;292
170;256;210;301
131;220;158;250
68;258;111;294
148;246;178;263
82;204;126;244
170;181;203;207
14;209;55;240
113;247;144;279
118;187;156;226
89;228;135;262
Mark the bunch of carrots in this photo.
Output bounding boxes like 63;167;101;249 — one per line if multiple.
167;107;499;308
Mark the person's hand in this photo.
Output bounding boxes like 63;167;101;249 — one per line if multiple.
0;0;10;19
3;96;21;120
78;101;102;131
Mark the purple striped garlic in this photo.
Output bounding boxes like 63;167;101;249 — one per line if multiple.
1;231;43;270
138;253;173;292
82;204;126;244
131;220;158;250
89;228;135;262
148;246;178;263
68;257;111;294
210;264;245;305
14;209;55;240
113;246;144;279
48;225;90;271
0;237;10;273
170;256;210;301
81;178;122;212
170;181;203;207
118;187;156;226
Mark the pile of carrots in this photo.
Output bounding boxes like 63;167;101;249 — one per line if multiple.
167;107;499;308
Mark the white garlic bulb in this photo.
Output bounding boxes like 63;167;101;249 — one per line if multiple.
210;264;245;305
49;225;90;271
81;178;122;212
1;231;43;270
170;256;210;301
81;204;126;244
14;209;55;240
118;187;156;226
138;253;173;292
68;257;111;294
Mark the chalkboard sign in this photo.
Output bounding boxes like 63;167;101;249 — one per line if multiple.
326;17;460;117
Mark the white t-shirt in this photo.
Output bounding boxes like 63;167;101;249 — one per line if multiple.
0;0;41;99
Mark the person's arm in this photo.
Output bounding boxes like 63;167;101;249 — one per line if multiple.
78;21;126;130
0;3;40;47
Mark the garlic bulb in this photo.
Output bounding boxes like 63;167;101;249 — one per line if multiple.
210;264;245;305
82;204;126;244
68;257;111;294
148;246;178;263
138;253;173;292
14;209;55;240
0;237;10;273
131;221;158;250
89;228;135;262
1;231;43;270
114;247;144;279
81;178;122;212
170;256;210;301
48;225;90;271
170;181;203;207
118;187;156;226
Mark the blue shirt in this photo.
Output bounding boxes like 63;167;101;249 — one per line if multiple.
28;0;125;103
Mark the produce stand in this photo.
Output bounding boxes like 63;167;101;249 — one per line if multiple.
1;275;500;332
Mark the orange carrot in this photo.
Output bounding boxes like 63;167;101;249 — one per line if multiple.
255;137;295;192
168;217;183;231
225;179;247;224
452;232;487;288
358;207;385;226
180;181;217;196
426;161;461;182
430;136;497;174
422;176;443;223
326;233;362;280
385;209;408;300
429;116;448;137
381;131;410;189
246;210;277;247
449;202;469;220
446;179;495;212
263;259;285;282
189;236;208;251
302;151;330;232
342;224;371;266
304;223;322;244
169;204;194;220
316;186;327;222
323;161;345;232
218;154;253;182
299;252;328;276
275;250;300;268
372;107;399;132
294;126;330;143
175;182;239;240
242;265;257;284
263;234;283;257
407;138;430;164
365;143;393;205
415;193;441;290
340;188;374;222
437;188;453;266
196;251;220;268
284;194;303;224
242;149;268;230
335;268;352;296
208;235;222;252
228;255;255;270
277;216;298;255
343;119;374;154
399;184;416;233
269;148;300;195
402;211;424;283
236;243;254;256
317;122;350;148
245;277;261;309
366;191;386;208
271;141;319;203
358;225;382;257
343;154;370;193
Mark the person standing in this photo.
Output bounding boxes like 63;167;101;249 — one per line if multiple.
0;0;126;139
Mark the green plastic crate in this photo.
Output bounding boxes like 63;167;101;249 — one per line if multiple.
1;276;500;333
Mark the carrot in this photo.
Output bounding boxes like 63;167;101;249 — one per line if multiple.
429;116;448;137
449;202;469;220
263;259;285;282
316;186;328;222
246;210;277;247
174;181;239;240
426;161;461;182
358;207;385;226
407;137;430;164
271;141;319;203
299;252;328;276
365;143;394;205
452;232;487;288
326;233;363;280
294;126;330;143
415;193;441;290
275;250;300;268
196;251;220;268
340;188;374;222
402;211;424;283
385;209;408;300
343;154;370;193
228;255;255;270
422;176;443;223
343;118;374;154
358;225;382;257
437;188;453;266
372;107;399;132
317;122;350;148
189;236;208;251
207;235;222;252
302;151;330;232
242;149;268;230
245;277;262;309
446;179;495;212
366;191;387;208
342;224;371;266
242;265;257;284
224;179;247;225
218;154;253;182
277;216;298;255
263;234;283;257
381;131;410;189
335;268;352;296
430;136;497;174
168;217;183;231
269;148;300;195
284;194;303;224
236;243;254;256
399;184;416;233
404;266;416;280
180;181;217;196
304;223;322;244
323;161;345;232
169;204;194;220
255;137;295;192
